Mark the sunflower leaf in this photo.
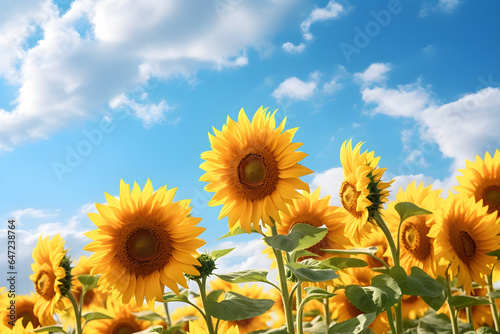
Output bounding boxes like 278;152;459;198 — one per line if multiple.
205;291;274;321
211;248;236;259
345;275;401;315
328;312;377;333
486;248;500;260
302;287;336;304
488;291;500;299
448;295;490;309
32;325;67;333
321;247;378;256
477;327;500;334
264;223;328;252
217;226;262;239
394;202;432;223
321;257;368;270
416;312;472;333
82;311;113;322
77;274;99;294
132;310;166;322
163;289;190;303
215;269;271;284
207;289;225;301
290;249;319;262
133;325;164;334
286;262;338;282
393;267;446;310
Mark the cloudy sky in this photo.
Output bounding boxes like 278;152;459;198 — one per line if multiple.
1;0;499;294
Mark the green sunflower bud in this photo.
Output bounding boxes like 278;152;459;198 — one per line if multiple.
59;254;73;297
185;253;216;280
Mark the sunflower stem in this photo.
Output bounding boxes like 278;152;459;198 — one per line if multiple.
271;223;296;334
465;306;473;326
163;301;172;327
487;273;500;331
444;274;460;334
67;290;82;334
386;307;397;334
297;282;304;334
323;290;331;331
196;277;216;334
373;213;403;334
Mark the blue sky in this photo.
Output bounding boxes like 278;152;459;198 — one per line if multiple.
1;0;499;295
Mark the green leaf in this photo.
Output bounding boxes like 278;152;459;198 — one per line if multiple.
389;266;408;291
250;328;290;334
328;312;377;333
207;289;225;301
216;269;271;284
132;310;166;322
205;291;274;321
77;274;99;294
304;287;336;300
477;327;500;334
211;248;236;259
133;325;164;334
290;249;319;262
264;223;327;252
448;295;490;309
302;321;327;334
322;247;378;257
82;311;113;322
321;257;368;270
488;291;500;299
486;249;500;260
404;267;445;298
217;226;261;239
345;275;401;314
395;202;432;223
286;262;339;282
32;325;67;333
163;289;190;303
416;312;472;334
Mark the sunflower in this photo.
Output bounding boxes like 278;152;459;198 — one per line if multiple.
188;321;240;334
275;188;352;260
1;293;41;329
455;149;500;216
270;289;286;329
171;305;202;332
29;234;70;326
84;179;206;306
359;227;393;269
401;295;428;320
84;299;149;334
200;107;312;233
385;181;442;277
339;140;393;245
429;194;500;293
69;256;108;312
1;318;34;334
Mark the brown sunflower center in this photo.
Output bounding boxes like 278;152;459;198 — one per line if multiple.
17;309;39;328
127;228;158;262
460;231;476;258
34;270;56;299
118;221;173;277
234;150;279;201
238;154;266;188
340;181;361;214
110;320;141;334
483;185;500;212
400;217;431;261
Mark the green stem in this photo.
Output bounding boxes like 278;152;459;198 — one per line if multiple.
163;301;172;327
487;273;500;331
271;224;295;334
445;275;459;334
386;307;397;334
67;291;82;334
323;297;330;332
373;213;402;334
196;277;216;334
465;306;473;327
296;282;303;334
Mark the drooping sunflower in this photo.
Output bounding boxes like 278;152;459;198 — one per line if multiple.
1;318;34;334
29;234;71;326
3;293;41;329
339;140;393;245
200;107;313;233
385;181;443;277
455;149;500;216
84;299;149;334
429;193;500;293
84;179;206;306
188;321;241;334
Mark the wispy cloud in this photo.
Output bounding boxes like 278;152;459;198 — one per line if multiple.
272;76;318;102
354;62;391;86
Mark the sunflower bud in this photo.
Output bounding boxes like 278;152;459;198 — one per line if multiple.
185;253;216;280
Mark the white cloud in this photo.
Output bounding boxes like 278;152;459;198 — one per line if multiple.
423;44;435;55
282;42;305;54
300;1;346;41
354;63;391;86
0;0;296;151
9;208;59;221
272;76;317;101
109;94;173;128
310;167;344;206
438;0;461;12
420;0;461;17
323;76;343;94
212;238;274;275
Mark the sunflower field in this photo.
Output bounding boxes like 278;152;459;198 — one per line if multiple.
4;107;500;334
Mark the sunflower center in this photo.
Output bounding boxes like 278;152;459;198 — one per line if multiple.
483;185;500;212
460;231;476;258
340;181;361;214
238;154;266;188
400;217;431;261
34;270;55;299
110;321;141;334
127;228;158;262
